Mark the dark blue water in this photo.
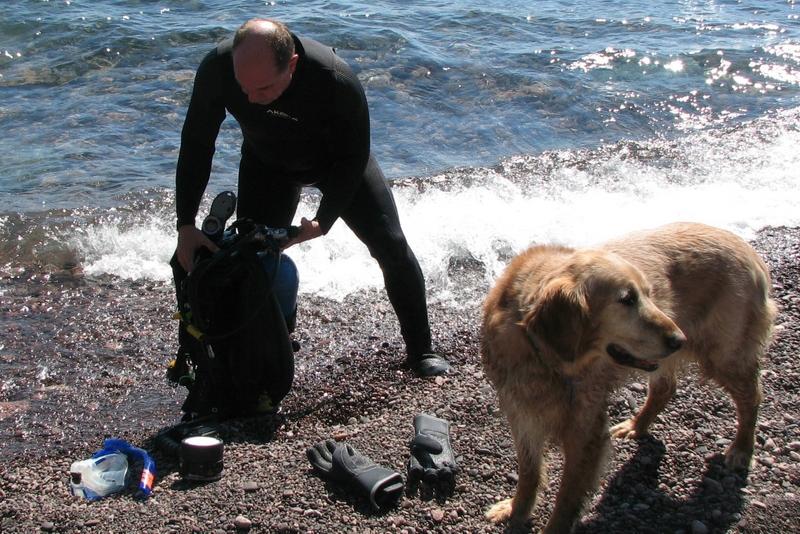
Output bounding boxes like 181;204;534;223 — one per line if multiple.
1;0;799;298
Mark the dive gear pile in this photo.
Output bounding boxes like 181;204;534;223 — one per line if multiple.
170;191;298;420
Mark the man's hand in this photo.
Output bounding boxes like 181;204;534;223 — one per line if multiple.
177;225;219;272
283;217;323;249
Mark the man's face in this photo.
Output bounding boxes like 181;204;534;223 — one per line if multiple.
233;48;297;106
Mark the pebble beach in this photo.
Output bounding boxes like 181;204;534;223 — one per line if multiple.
1;226;798;533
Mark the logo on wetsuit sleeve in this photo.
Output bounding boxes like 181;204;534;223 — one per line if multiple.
264;109;299;122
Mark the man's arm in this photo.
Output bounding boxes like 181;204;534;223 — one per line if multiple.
175;49;227;230
175;50;227;269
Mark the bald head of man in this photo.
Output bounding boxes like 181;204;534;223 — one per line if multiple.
232;18;299;105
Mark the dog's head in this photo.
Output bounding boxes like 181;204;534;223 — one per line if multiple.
521;250;686;373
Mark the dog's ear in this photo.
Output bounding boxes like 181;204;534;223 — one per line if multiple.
521;276;588;362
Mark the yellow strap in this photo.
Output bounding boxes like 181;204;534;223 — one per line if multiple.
186;324;205;340
173;311;205;340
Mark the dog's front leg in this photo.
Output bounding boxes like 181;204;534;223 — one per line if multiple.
545;409;610;534
611;372;677;439
486;429;546;528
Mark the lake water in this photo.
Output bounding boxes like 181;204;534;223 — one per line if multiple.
2;0;799;301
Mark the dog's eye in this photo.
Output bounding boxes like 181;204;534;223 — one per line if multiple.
619;290;638;306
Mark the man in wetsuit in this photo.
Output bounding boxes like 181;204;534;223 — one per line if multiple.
172;18;450;376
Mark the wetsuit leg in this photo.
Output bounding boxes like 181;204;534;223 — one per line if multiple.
327;154;433;359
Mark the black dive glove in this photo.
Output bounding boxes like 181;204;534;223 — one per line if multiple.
407;414;458;485
307;439;404;509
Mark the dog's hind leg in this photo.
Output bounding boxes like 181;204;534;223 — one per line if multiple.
545;408;610;534
709;298;772;470
611;366;678;440
486;427;546;528
709;357;762;470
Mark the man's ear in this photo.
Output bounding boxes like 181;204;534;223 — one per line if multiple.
521;276;588;362
288;53;299;74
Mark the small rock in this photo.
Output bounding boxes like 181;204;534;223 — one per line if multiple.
233;515;252;530
787;441;800;451
763;438;777;451
347;417;358;425
630;382;646;393
789;451;800;462
242;480;259;493
758;455;775;467
751;500;767;510
722;476;738;488
431;508;445;522
691;520;708;534
40;522;55;532
703;477;723;493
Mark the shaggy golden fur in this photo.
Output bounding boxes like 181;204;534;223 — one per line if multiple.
481;222;776;533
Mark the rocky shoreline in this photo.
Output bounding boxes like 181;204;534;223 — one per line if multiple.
1;226;798;533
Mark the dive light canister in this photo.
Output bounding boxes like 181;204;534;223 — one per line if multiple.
179;435;224;481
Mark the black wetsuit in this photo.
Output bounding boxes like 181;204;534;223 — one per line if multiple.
172;34;432;359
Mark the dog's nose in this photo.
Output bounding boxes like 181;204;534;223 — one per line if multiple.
665;331;686;352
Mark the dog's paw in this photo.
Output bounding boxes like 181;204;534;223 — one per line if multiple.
724;445;753;471
486;498;513;523
610;418;642;439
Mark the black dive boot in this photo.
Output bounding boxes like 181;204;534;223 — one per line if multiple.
407;353;451;377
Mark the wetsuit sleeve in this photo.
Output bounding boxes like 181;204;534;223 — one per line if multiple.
314;61;371;234
175;50;227;230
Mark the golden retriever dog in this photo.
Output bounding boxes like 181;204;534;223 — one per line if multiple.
481;222;776;533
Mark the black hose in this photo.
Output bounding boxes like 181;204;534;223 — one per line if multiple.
153;416;222;458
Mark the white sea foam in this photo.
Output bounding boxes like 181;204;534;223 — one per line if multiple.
74;114;800;301
73;216;176;280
